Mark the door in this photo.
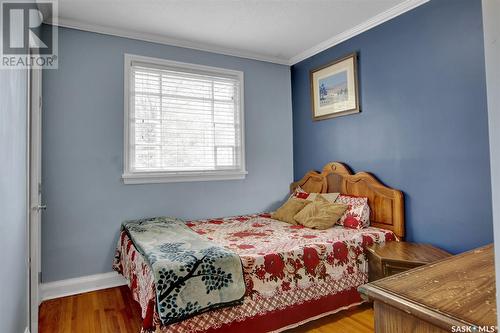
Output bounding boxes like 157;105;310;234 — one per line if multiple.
29;67;43;333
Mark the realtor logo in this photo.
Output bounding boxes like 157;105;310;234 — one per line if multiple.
1;0;58;68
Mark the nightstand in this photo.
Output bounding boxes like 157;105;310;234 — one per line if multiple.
366;242;451;281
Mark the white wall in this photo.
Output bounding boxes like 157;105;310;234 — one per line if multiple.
482;0;500;325
0;69;29;333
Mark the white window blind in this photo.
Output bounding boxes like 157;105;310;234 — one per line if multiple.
123;55;246;184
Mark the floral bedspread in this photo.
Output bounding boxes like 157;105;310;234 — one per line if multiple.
114;213;396;332
185;213;395;297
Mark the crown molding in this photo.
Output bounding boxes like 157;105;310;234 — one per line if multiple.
288;0;429;65
45;0;428;66
46;18;291;65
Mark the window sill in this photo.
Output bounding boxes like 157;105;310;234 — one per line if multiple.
121;170;248;184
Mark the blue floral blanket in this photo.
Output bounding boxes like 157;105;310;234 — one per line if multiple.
122;216;245;325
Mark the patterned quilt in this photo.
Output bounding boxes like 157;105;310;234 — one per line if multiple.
114;213;396;332
122;217;246;326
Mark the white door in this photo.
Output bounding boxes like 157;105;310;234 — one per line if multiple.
29;67;43;333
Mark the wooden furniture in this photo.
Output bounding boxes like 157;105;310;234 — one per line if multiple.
113;161;408;333
366;242;451;281
359;244;497;333
291;162;405;239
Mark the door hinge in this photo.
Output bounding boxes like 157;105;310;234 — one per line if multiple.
38;271;42;284
39;96;42;109
38;182;42;195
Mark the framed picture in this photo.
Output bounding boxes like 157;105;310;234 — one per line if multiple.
310;53;359;120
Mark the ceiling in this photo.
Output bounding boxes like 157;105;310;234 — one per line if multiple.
47;0;428;65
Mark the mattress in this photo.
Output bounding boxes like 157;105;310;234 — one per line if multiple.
113;213;396;332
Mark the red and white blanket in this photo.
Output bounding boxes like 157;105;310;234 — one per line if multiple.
113;213;395;332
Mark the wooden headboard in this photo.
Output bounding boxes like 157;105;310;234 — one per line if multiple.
291;162;405;239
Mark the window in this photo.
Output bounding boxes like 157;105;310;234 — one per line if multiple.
123;54;246;184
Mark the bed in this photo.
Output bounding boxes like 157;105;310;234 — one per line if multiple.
113;162;405;332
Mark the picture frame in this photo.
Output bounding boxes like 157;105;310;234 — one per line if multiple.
310;53;360;121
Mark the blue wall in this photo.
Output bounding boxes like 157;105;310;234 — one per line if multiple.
42;27;293;282
0;69;28;333
291;0;492;254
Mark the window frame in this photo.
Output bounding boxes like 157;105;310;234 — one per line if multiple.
122;54;247;184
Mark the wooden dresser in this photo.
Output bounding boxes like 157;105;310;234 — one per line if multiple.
359;244;497;333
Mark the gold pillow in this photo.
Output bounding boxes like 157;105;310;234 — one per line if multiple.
271;198;311;225
293;196;348;229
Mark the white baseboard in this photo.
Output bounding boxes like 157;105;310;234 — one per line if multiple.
40;271;128;301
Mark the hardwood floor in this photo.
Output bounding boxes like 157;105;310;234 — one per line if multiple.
39;286;374;333
39;287;142;333
288;303;374;333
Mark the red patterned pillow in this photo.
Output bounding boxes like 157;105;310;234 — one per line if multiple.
335;194;370;229
291;186;312;200
290;186;339;203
